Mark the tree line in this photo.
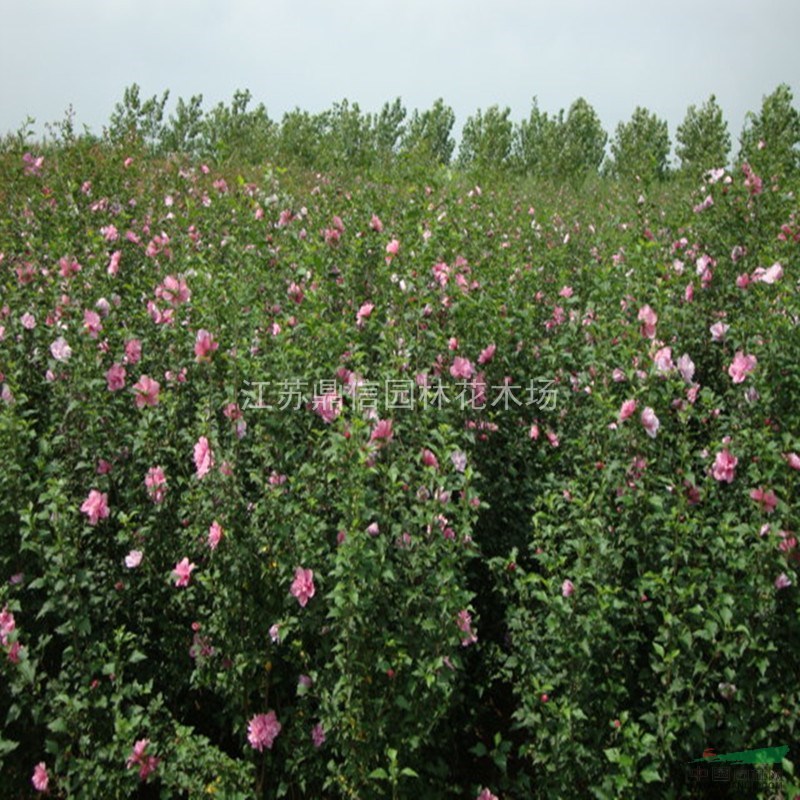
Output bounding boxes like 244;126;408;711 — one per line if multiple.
16;83;800;183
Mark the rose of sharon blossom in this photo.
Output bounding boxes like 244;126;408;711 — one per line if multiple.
618;399;637;422
750;487;778;514
208;520;224;550
421;448;439;469
173;558;196;588
561;579;575;598
775;573;792;590
132;375;160;408
784;452;800;471
50;336;72;362
248;711;281;752
638;304;658;339
106;363;127;392
125;550;143;569
194;329;218;362
369;418;393;444
728;351;757;384
291;567;315;607
476;789;499;800
478;344;496;365
311;722;326;748
145;466;167;503
312;391;342;423
81;489;109;525
450;356;475;380
641;407;660;439
709;322;729;342
194;436;214;479
677;353;695;384
32;762;49;792
126;738;159;780
712;449;738;483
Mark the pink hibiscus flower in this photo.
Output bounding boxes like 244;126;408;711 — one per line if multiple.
31;763;49;792
133;375;160;408
194;329;218;362
172;558;196;588
81;489;109;525
450;357;475;380
247;711;281;751
638;304;658;339
145;466;167;503
711;449;738;483
728;351;757;384
290;567;315;607
641;407;660;438
194;436;214;479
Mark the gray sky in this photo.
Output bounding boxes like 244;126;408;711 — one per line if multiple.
2;0;799;155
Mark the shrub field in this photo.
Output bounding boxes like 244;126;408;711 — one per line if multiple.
1;95;799;798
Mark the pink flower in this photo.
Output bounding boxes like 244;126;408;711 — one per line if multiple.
638;304;657;339
145;466;167;503
126;739;159;780
291;567;315;607
21;312;36;330
450;357;475;380
385;238;400;263
421;448;439;469
83;309;103;338
653;346;675;373
107;250;122;275
208;520;224;550
476;789;499;800
640;407;660;438
367;522;380;536
618;399;637;423
50;336;72;362
132;375;160;408
106;363;127;392
712;449;738;483
750;487;777;514
124;339;142;364
478;344;496;365
775;573;792;590
370;214;383;232
32;762;49;792
370;418;393;444
247;711;281;752
752;262;784;284
356;301;375;329
173;557;196;588
728;351;757;384
155;275;191;307
194;329;218;362
312;391;342;424
457;609;478;646
709;322;729;342
311;723;326;748
125;550;143;569
194;436;214;479
561;579;575;598
81;489;109;525
677;353;695;384
784;452;800;471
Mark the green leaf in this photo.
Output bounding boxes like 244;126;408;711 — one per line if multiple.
368;768;389;780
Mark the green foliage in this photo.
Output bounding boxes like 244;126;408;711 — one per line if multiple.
609;106;671;183
739;83;800;180
458;105;514;172
1;91;799;800
676;94;731;178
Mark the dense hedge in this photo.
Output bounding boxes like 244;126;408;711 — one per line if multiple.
1;139;799;798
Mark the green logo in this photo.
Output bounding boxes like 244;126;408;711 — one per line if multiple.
690;745;789;765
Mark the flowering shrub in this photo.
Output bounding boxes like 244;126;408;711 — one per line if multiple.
0;123;798;799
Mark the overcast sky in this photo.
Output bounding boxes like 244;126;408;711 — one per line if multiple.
2;0;799;155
